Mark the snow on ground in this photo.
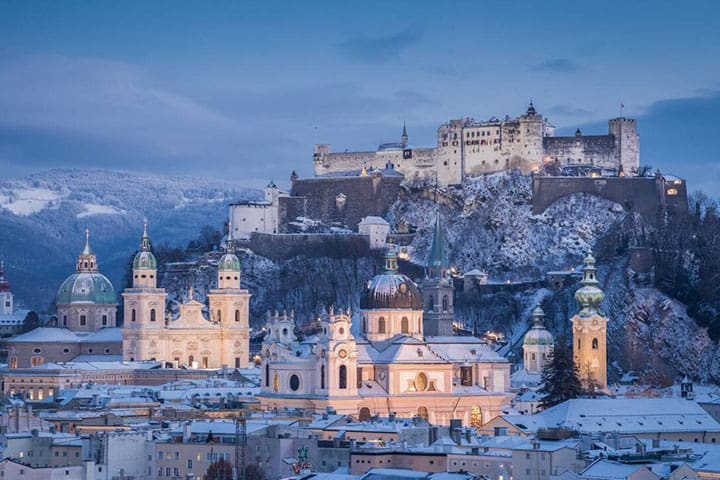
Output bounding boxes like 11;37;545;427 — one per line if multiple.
0;187;63;216
76;203;126;218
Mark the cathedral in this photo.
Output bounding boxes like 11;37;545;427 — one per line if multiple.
122;223;251;369
258;219;512;426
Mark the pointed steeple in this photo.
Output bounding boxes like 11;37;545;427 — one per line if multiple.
427;214;448;278
83;228;92;255
140;218;151;252
401;122;408;148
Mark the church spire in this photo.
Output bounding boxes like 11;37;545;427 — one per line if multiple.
140;218;151;252
83;228;92;255
574;249;605;316
401;122;408;148
427;214;448;278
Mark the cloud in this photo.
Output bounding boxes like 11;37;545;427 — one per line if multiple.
531;58;582;73
546;105;594;117
337;28;422;62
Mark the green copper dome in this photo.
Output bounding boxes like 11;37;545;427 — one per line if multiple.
57;272;116;305
133;250;157;269
523;306;554;345
133;220;157;270
218;253;240;272
575;250;605;316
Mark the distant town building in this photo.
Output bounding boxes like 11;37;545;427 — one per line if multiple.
358;216;390;250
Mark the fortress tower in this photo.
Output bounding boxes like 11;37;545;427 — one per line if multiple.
571;250;608;392
609;117;640;175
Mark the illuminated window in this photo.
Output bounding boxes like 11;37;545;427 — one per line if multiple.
667;188;678;195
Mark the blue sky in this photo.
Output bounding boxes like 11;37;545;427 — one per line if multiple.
1;1;719;194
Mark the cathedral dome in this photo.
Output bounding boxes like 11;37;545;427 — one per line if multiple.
57;272;116;305
523;306;554;346
360;250;422;310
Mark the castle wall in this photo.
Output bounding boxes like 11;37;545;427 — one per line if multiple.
543;135;617;168
532;175;688;225
314;148;436;182
290;175;403;229
248;233;370;260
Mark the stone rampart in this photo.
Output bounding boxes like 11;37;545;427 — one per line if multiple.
249;233;370;260
532;175;688;225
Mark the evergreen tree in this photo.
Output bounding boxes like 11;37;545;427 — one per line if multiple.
538;340;583;409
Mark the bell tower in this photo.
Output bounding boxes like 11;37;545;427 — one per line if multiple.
123;222;167;361
422;215;454;337
207;228;251;368
571;250;608;392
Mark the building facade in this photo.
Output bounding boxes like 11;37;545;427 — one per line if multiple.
258;249;511;426
0;261;30;336
122;223;251;369
313;104;640;185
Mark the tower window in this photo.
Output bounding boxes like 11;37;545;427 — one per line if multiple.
401;317;409;334
150;309;156;322
578;338;581;350
265;363;270;387
321;364;325;389
62;315;67;326
102;314;107;326
339;365;347;389
378;317;386;333
362;317;367;334
217;310;222;322
80;315;86;326
131;309;136;322
442;295;449;312
592;338;599;350
235;310;240;322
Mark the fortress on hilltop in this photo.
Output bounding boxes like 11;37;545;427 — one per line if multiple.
313;103;640;186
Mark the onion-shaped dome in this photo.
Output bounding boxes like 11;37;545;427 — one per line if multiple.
133;220;157;270
360;249;422;310
523;306;554;345
57;272;116;304
575;250;605;316
218;228;240;272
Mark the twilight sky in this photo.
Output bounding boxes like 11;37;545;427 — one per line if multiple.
1;1;719;194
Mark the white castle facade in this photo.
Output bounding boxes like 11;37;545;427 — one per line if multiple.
314;104;640;185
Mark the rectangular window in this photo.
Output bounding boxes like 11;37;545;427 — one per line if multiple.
187;459;192;469
80;315;86;326
102;314;107;326
235;357;240;368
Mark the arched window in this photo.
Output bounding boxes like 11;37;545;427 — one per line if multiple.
378;317;386;334
265;363;270;387
442;295;449;312
359;407;371;422
217;310;222;322
131;309;136;322
417;406;429;421
592;338;599;350
150;309;156;322
427;297;434;311
10;357;17;369
339;365;347;389
235;310;240;322
188;355;194;366
401;317;409;334
273;374;280;392
321;364;326;389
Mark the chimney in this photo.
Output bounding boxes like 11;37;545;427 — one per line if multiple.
450;419;462;445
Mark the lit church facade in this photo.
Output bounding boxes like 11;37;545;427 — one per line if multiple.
258;230;512;426
122;223;251;369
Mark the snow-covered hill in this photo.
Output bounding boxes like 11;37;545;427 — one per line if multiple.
0;169;259;309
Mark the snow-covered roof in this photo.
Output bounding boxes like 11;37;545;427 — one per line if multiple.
360;216;390;226
425;336;506;363
79;327;123;343
503;398;720;434
0;309;30;325
580;459;658;480
8;327;80;343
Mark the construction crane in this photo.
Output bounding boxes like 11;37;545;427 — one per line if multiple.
235;408;247;480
